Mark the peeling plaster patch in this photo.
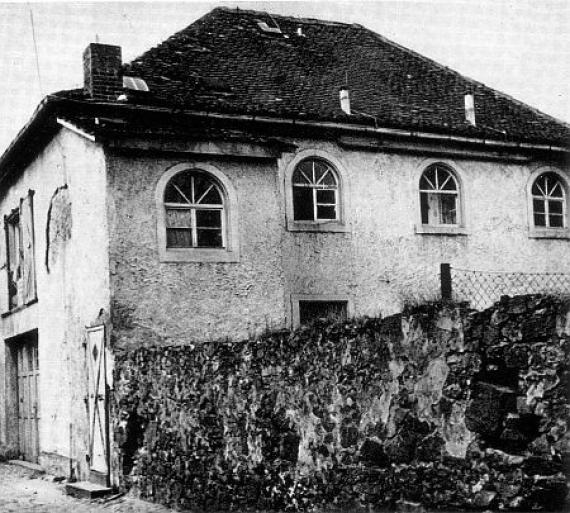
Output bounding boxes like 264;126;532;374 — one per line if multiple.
45;185;71;273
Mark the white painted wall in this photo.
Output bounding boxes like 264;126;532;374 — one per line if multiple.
0;128;110;480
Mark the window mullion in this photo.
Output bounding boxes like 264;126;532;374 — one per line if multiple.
191;208;198;247
313;187;318;221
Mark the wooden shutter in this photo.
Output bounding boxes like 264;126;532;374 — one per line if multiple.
20;190;37;304
0;217;9;313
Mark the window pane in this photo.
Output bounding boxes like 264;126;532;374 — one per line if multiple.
533;199;545;214
549;180;564;198
166;209;192;228
197;229;223;247
549;200;563;215
166;228;193;248
316;189;335;204
531;180;543;196
292;165;312;185
426;192;441;224
420;192;430;224
316;205;336;220
319;170;336;186
549;214;564;228
534;213;546;227
196;209;222;228
440;195;457;225
299;301;347;325
164;173;193;203
420;168;437;190
440;172;457;191
199;186;222;205
314;162;336;186
293;187;314;220
193;174;212;201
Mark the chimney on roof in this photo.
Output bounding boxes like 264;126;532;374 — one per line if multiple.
83;43;122;101
464;93;476;126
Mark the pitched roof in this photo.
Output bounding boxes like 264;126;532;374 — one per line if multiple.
98;6;568;146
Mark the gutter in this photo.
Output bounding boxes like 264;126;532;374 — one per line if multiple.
0;95;567;186
81;100;568;154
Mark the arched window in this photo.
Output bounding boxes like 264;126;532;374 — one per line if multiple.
531;172;566;228
163;170;225;248
292;158;339;222
419;164;460;226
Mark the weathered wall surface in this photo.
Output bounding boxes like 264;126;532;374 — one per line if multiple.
0;129;110;479
107;140;570;347
106;153;287;348
113;295;569;511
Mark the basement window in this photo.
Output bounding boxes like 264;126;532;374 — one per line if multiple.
291;294;350;327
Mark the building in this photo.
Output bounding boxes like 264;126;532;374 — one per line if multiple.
0;7;568;488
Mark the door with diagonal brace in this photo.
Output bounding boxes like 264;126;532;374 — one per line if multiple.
86;325;109;484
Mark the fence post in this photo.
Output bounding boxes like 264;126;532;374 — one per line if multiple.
441;263;452;301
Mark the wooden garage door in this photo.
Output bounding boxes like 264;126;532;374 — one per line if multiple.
17;337;39;463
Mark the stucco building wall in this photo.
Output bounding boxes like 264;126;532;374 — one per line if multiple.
106;138;570;346
0;128;110;479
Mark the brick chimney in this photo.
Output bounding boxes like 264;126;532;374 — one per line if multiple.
83;43;122;101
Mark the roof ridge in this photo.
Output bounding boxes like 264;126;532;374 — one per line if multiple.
362;26;570;130
215;6;357;27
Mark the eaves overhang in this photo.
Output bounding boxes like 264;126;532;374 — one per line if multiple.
0;95;63;188
0;96;568;188
62;98;570;154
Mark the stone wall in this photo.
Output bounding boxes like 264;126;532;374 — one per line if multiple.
112;295;569;511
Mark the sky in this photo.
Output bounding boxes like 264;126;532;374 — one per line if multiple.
0;0;568;154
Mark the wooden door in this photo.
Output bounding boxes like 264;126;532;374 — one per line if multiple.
16;336;39;463
87;325;109;484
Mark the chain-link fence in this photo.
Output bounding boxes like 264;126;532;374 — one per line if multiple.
440;263;570;310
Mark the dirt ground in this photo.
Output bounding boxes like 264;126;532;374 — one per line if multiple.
0;462;174;512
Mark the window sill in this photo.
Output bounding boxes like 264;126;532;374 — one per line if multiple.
287;220;349;233
159;248;240;263
528;228;570;240
414;225;468;236
1;297;38;318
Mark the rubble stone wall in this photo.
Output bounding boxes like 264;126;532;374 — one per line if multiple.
113;295;570;511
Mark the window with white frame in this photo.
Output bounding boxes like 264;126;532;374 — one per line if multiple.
156;164;239;263
164;171;225;248
531;172;566;229
419;164;460;226
292;158;339;222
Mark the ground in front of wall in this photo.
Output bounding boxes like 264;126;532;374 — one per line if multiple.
0;463;173;512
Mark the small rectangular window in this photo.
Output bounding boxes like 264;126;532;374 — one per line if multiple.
298;300;348;325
